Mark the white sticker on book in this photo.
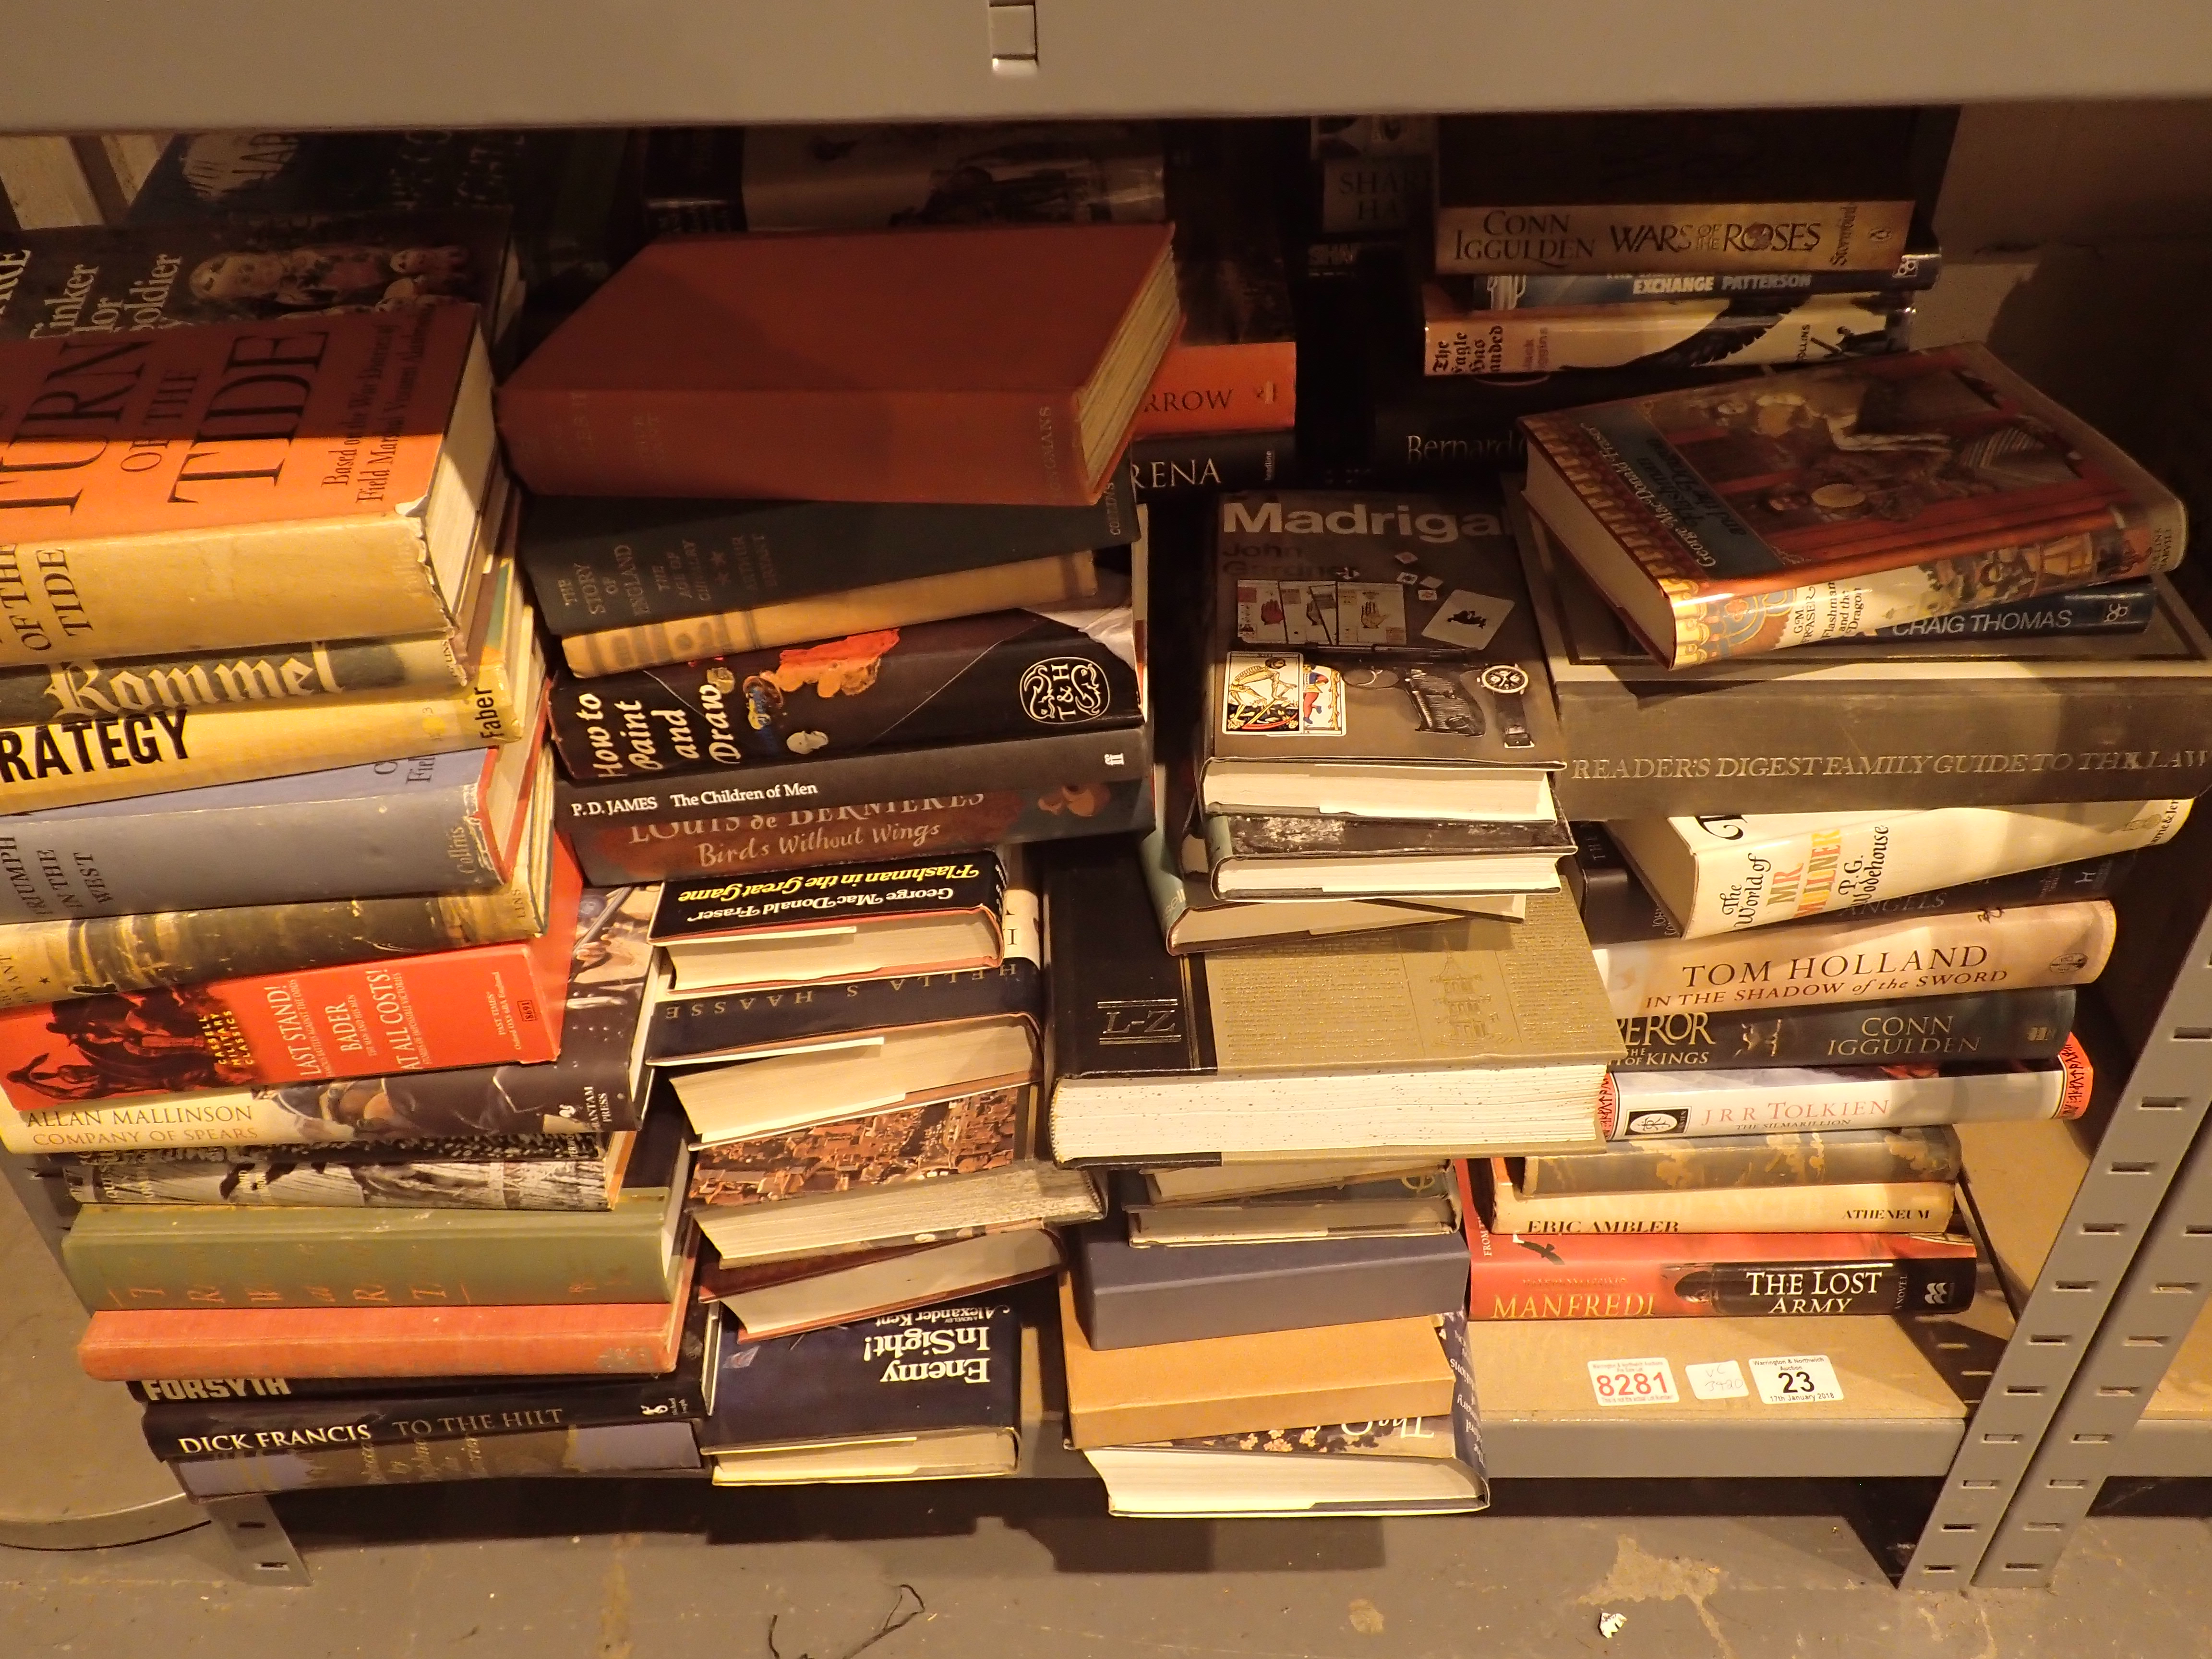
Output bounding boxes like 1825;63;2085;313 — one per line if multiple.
1749;1355;1845;1405
1685;1359;1749;1401
1420;588;1514;650
1587;1357;1678;1406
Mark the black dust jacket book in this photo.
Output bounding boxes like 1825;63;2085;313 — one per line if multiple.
652;851;1007;946
647;959;1044;1066
548;604;1142;784
1044;837;1218;1088
520;489;1133;637
137;1297;721;1459
698;1299;1017;1452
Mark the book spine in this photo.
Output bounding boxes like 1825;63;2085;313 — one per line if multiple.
1448;254;1942;308
1593;900;2116;1018
1866;580;2158;640
1467;1251;1979;1318
1661;803;2186;937
0;685;526;815
142;1373;706;1458
566;776;1152;886
1664;806;2182;938
0;878;545;1014
560;552;1100;678
1517;1125;1964;1195
1131;341;1298;438
0;636;467;727
0;848;577;1106
1423;297;1905;375
169;1421;698;1494
60;1204;675;1310
78;1302;691;1381
518;495;1131;637
546;612;1138;784
648;958;1041;1063
1435;200;1918;276
0;776;501;924
1611;987;2077;1071
1664;512;2182;666
557;722;1149;829
1124;431;1296;502
64;1153;613;1211
1491;1175;1958;1234
1604;1036;2092;1140
1316;156;1431;234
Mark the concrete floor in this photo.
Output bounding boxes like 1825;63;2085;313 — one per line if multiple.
2;1478;2207;1658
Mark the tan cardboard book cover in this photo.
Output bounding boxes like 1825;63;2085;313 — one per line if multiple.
496;224;1179;506
1056;1277;1452;1449
0;306;494;662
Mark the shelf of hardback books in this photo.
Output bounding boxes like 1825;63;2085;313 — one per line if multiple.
5;2;2212;131
8;105;2212;1587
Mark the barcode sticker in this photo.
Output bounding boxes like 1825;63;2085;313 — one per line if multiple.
1749;1355;1844;1405
1587;1357;1679;1406
1686;1359;1749;1400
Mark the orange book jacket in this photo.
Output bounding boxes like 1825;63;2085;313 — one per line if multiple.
77;1248;698;1381
1130;337;1298;438
495;223;1176;506
0;838;581;1110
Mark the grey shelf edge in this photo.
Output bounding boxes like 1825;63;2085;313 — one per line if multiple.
1978;1071;2212;1583
1896;886;2212;1590
9;0;2212;133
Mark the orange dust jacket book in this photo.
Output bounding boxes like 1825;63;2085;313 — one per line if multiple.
1519;344;2186;666
0;305;497;663
495;223;1180;506
0;838;582;1110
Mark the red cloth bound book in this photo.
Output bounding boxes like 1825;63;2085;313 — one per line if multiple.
77;1246;697;1381
0;839;582;1111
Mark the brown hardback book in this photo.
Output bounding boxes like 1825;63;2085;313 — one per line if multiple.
497;224;1180;506
0;305;496;663
1055;1277;1453;1449
1520;346;2185;667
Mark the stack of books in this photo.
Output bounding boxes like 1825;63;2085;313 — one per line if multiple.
0;304;713;1493
493;210;1193;1485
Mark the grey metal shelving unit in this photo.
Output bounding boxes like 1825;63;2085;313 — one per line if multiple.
6;10;2212;1587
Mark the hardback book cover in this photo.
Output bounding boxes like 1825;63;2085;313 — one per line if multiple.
0;748;554;1013
518;488;1132;638
698;1299;1017;1453
700;1228;1062;1344
1516;503;2212;815
1056;1276;1454;1450
1133;191;1297;438
738;123;1165;231
495;224;1180;506
136;1295;719;1460
59;1119;686;1310
1124;431;1297;503
1422;288;1908;376
1515;1125;1964;1198
1433;109;1926;276
0;842;582;1110
1458;1170;1978;1319
1594;901;2117;1018
1204;813;1574;899
1611;988;2077;1071
77;1242;701;1382
1483;1157;1956;1234
0;208;519;343
0;884;660;1151
547;596;1141;784
1046;837;1619;1093
1439;239;1944;309
1600;1035;2092;1139
0;305;495;662
1520;345;2187;666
